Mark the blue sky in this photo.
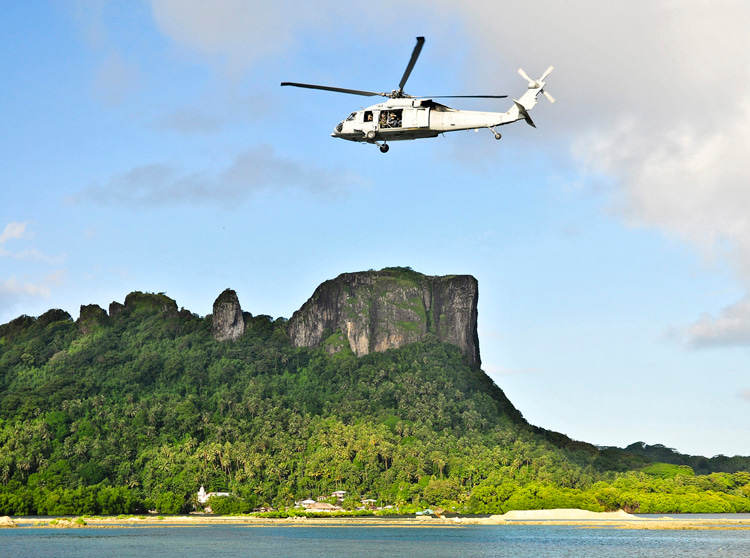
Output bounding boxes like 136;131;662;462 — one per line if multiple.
2;1;749;457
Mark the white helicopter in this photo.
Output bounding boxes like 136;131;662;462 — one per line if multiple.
282;37;554;153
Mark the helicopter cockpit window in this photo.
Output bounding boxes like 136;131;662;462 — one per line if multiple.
346;112;357;122
364;111;374;122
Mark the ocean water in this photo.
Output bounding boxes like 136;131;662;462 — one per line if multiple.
2;524;750;558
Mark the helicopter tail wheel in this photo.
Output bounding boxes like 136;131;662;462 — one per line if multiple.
380;144;390;153
366;130;376;141
494;132;502;140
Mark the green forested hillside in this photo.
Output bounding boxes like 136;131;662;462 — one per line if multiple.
1;292;749;515
620;442;750;476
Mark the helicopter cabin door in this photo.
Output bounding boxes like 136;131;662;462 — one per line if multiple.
407;107;429;128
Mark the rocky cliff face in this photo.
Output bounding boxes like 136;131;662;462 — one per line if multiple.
212;289;245;342
287;267;480;365
78;304;107;334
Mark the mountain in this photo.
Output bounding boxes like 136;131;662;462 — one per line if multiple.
0;267;748;516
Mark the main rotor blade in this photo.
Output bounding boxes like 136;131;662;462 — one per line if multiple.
422;95;508;99
281;82;382;97
398;36;425;93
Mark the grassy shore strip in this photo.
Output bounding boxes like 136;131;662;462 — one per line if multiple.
6;510;750;530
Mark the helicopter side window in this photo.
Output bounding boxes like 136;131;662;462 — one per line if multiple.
364;111;374;122
346;112;357;122
380;109;402;128
419;100;449;112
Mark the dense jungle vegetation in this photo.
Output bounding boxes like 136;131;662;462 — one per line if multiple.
1;292;749;516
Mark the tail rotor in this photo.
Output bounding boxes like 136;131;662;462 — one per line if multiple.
518;66;555;103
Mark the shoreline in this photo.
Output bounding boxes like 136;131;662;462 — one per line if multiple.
5;510;750;530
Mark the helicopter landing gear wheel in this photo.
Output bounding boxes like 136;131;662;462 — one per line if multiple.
494;132;502;140
366;130;376;140
380;144;389;153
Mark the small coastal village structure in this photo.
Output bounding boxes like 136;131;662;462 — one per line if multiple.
196;487;384;513
197;486;231;504
197;486;232;512
294;490;387;512
303;501;340;512
296;490;347;512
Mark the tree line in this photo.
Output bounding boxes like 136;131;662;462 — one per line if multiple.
1;293;748;515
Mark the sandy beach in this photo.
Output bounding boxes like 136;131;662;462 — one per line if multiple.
4;510;750;530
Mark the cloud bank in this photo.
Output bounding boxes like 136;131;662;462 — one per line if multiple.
150;0;338;74
431;0;750;347
0;222;30;245
0;223;64;320
72;145;360;208
685;298;750;349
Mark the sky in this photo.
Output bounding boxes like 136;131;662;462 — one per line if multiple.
2;0;749;458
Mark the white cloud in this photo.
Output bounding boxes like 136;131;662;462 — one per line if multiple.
149;0;428;74
0;224;65;319
428;0;750;347
2;248;66;265
1;222;29;245
0;222;66;265
559;4;750;346
575;101;750;259
684;297;750;348
150;0;326;73
0;277;51;299
0;272;67;323
0;278;53;322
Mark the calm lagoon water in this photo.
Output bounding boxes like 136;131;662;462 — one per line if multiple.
2;524;750;558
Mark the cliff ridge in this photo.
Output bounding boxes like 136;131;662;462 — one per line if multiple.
287;267;480;365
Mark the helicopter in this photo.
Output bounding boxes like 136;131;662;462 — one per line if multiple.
281;37;554;153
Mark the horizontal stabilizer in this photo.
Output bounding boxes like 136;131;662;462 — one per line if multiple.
514;101;536;128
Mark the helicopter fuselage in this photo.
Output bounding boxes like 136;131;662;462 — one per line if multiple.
332;98;511;144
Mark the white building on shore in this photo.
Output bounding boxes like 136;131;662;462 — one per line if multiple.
197;485;231;505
